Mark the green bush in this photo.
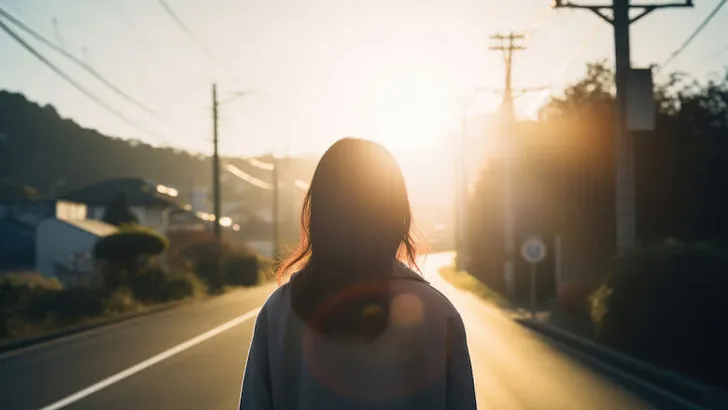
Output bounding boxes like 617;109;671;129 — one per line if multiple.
224;253;260;287
590;239;728;388
95;225;169;290
0;273;62;337
130;265;202;303
180;238;263;292
38;287;109;325
94;227;168;262
164;273;203;301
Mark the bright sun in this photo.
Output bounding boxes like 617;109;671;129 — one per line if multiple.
366;74;459;153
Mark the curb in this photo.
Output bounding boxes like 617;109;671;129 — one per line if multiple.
0;299;192;357
518;317;728;409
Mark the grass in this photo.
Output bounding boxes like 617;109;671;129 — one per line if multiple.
438;265;511;308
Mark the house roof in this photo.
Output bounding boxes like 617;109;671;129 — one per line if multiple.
61;218;118;237
0;179;43;201
61;178;183;209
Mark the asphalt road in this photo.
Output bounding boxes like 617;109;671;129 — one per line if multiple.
0;254;704;410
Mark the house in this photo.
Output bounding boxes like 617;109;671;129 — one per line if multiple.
0;198;114;277
0;217;35;272
0;199;87;227
61;178;184;234
0;199;88;273
36;217;117;278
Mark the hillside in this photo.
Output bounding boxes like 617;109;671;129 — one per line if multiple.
0;91;316;203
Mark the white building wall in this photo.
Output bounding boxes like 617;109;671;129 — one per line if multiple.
35;219;101;277
55;201;87;221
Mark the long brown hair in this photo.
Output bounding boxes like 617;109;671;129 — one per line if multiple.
277;138;419;283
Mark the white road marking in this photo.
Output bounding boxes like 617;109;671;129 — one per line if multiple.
37;308;261;410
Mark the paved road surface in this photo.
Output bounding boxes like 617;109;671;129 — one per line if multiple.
0;254;698;409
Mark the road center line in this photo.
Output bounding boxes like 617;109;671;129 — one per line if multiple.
37;307;261;410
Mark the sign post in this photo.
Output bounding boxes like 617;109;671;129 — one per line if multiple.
521;235;547;319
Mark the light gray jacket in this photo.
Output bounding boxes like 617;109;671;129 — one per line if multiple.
239;267;477;410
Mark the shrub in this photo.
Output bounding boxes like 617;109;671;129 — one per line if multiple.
0;273;62;337
225;253;260;287
164;273;203;301
39;287;109;325
94;225;169;289
130;265;202;303
94;227;168;262
105;288;137;313
179;238;263;292
590;239;728;387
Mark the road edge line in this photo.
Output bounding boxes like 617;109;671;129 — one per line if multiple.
36;307;260;410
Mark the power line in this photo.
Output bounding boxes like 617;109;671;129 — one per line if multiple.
0;6;160;117
526;25;602;116
525;1;557;37
225;163;273;190
661;0;727;69
0;17;170;146
156;0;220;63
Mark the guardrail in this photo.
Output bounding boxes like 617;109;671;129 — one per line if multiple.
518;318;728;410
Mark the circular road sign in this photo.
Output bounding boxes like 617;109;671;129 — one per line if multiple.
521;236;547;264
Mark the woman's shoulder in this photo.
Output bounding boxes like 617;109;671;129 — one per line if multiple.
391;264;462;320
259;266;463;322
260;280;293;316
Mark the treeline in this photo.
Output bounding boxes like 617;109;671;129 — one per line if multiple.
466;62;728;388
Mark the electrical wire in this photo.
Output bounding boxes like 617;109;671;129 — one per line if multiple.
156;0;220;63
0;16;171;146
224;163;273;189
525;0;557;38
0;6;160;118
526;24;602;116
660;0;728;70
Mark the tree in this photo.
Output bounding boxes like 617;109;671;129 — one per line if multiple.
102;192;138;227
93;225;168;288
466;61;728;299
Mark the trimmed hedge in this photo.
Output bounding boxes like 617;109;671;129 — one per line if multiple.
94;226;168;262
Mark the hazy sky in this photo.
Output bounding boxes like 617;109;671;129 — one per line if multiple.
2;0;727;157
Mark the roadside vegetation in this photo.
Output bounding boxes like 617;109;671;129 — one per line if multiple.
437;266;510;308
589;239;728;389
0;224;272;344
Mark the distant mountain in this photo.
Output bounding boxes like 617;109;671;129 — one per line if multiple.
0;91;316;203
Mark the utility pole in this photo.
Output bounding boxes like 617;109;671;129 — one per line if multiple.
490;32;525;298
272;155;280;262
454;102;469;272
212;83;222;243
554;0;693;255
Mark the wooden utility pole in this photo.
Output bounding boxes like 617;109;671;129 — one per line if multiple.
554;0;693;255
272;156;280;262
490;32;526;298
212;83;222;243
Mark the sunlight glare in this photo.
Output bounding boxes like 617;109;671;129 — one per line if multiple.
368;74;459;153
